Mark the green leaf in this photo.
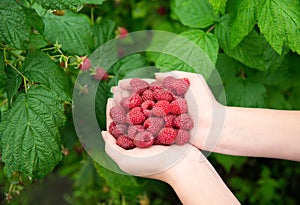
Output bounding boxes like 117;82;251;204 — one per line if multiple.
23;50;72;101
182;30;219;64
0;1;30;49
288;85;300;109
82;0;105;5
225;78;266;107
94;163;146;198
266;88;292;110
92;18;116;50
215;53;241;83
27;34;48;49
215;15;287;71
36;0;82;10
0;85;64;178
213;153;247;172
112;54;147;76
230;0;257;47
22;7;44;35
5;66;22;106
0;51;7;89
95;82;109;130
156;30;217;79
43;11;93;55
173;0;218;28
257;0;300;54
208;0;228;15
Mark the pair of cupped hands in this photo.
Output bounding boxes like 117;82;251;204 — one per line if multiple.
102;71;221;180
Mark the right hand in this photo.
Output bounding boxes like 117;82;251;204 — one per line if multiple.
155;71;225;152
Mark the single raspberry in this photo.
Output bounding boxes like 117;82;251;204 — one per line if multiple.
155;128;177;145
175;129;190;145
157;6;167;16
109;122;128;138
162;76;176;90
109;106;126;124
153;89;173;102
133;131;154;148
141;100;155;117
173;114;194;130
143;117;164;135
116;135;135;150
127;125;144;139
129;93;143;109
93;67;109;80
170;98;188;114
142;89;154;101
118;26;128;38
127;107;146;125
152;100;170;117
164;114;177;127
129;78;149;94
169;79;190;95
79;57;91;71
149;81;163;90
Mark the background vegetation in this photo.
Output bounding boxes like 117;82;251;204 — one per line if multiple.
0;0;300;204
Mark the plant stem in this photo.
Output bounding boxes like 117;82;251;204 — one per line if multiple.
206;24;216;33
6;62;30;88
91;7;94;25
0;98;8;107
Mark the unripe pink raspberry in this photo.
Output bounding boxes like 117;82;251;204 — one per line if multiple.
79;56;91;71
93;67;108;80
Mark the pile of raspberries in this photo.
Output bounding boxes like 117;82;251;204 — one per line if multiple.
108;76;193;149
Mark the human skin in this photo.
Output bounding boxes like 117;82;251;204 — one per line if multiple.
103;71;299;204
155;71;300;162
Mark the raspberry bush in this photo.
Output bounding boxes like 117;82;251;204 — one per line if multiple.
0;0;299;204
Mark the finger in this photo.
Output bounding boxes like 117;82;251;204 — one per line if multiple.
102;131;125;162
118;78;132;90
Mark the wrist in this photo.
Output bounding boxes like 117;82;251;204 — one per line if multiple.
194;102;227;152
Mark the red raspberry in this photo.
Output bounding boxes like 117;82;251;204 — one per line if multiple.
173;114;194;130
133;131;154;148
157;6;167;16
142;89;154;101
109;106;126;124
164;114;177;127
162;76;176;90
149;81;163;90
79;57;91;70
153;89;173;102
175;129;190;145
141;100;155;117
143;117;164;135
93;67;108;80
169;79;190;95
109;122;128;138
127;107;146;125
155;128;177;145
129;93;143;109
170;98;188;114
129;78;149;94
152;100;170;117
128;125;144;139
116;135;135;150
